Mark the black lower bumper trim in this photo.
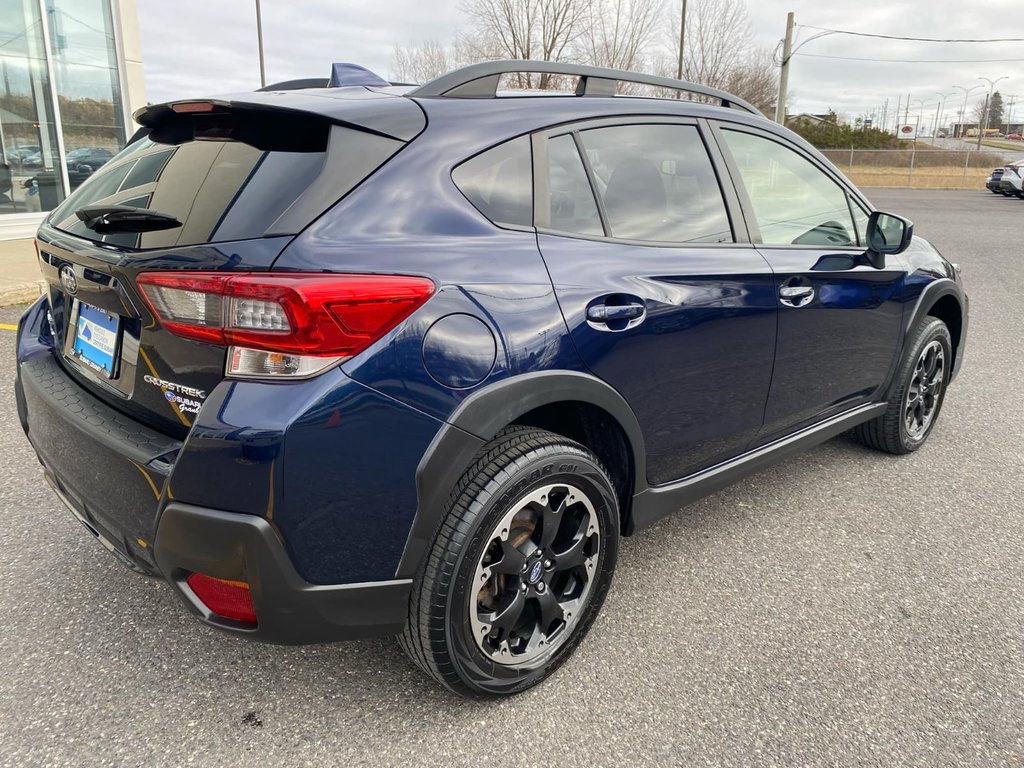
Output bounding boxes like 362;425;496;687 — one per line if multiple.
153;503;411;644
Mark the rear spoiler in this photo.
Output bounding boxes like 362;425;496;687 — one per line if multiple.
132;88;425;143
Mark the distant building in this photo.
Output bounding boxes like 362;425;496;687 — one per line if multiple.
785;113;839;128
1;0;145;239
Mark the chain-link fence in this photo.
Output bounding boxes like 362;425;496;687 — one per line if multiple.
819;148;1007;189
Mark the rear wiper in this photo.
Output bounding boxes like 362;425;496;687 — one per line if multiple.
75;205;182;234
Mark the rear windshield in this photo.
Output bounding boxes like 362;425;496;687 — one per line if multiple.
47;111;399;249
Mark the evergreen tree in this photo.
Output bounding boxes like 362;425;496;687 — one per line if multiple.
988;92;1004;130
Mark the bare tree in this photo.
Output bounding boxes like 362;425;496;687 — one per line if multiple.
391;40;468;84
580;0;666;74
460;0;592;88
655;0;777;112
722;48;777;115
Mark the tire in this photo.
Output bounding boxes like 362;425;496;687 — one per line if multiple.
853;317;952;455
399;426;620;697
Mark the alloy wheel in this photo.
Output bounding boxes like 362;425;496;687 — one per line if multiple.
469;482;601;667
904;339;945;440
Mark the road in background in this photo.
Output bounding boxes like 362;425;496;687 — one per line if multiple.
925;136;1024;165
1;190;1021;767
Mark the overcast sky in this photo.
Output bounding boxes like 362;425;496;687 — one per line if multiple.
137;0;1024;127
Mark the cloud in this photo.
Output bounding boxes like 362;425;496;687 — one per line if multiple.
138;0;1024;128
138;0;461;102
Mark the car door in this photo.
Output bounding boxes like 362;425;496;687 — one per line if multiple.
713;124;905;442
534;119;778;486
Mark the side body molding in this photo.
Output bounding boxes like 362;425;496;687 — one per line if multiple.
395;371;648;578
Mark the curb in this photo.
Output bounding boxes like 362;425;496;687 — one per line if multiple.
0;280;46;308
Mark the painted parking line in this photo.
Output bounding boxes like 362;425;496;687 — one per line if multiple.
0;323;18;331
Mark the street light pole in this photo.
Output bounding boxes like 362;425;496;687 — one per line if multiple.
255;0;267;88
977;75;1008;150
951;84;983;140
934;91;952;137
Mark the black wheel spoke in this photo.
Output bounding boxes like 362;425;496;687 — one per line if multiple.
534;588;564;631
491;539;528;575
538;497;566;549
483;589;526;634
553;533;589;570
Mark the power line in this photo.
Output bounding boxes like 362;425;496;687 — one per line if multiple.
795;52;1024;64
794;24;1024;44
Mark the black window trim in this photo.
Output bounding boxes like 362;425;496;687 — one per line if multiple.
708;119;876;252
530;114;751;249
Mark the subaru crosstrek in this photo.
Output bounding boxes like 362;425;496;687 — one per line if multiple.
15;61;968;696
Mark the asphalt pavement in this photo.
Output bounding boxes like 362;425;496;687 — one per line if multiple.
1;189;1022;767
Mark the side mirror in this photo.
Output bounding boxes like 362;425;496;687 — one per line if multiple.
865;211;913;268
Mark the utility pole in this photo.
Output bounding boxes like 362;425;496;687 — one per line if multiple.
255;0;267;88
675;0;687;82
774;12;794;125
893;94;902;135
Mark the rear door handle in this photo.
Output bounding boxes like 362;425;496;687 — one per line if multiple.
779;285;814;308
586;303;646;323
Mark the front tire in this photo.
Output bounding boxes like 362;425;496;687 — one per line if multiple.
399;426;619;697
853;317;952;454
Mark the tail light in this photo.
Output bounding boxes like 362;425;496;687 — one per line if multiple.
185;572;257;624
136;272;435;378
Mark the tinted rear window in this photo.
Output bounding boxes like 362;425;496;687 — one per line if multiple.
48;111;402;249
453;136;533;228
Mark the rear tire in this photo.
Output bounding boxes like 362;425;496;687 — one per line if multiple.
399;426;619;697
853;317;952;455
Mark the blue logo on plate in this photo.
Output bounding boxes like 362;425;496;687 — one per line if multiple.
165;391;177;402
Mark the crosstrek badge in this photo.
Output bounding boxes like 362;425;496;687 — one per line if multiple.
143;375;206;400
143;374;207;414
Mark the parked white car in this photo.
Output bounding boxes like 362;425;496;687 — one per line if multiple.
998;164;1024;198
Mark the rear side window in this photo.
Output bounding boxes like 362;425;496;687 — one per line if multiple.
48;113;402;249
453;136;533;228
577;124;733;244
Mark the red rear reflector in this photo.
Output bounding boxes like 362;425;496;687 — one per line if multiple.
186;572;257;624
136;272;435;358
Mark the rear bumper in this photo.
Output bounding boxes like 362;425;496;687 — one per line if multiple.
154;503;411;643
16;299;180;573
15;297;413;643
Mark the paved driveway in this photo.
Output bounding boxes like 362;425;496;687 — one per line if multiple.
1;189;1021;767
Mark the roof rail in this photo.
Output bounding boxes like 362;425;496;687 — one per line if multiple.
408;60;762;116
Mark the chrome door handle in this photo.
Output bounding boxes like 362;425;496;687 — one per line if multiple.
779;285;814;308
586;303;645;323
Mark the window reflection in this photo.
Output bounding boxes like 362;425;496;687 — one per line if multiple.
0;0;125;214
576;123;734;244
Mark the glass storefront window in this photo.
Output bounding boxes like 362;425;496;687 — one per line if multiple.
0;0;126;215
0;0;65;212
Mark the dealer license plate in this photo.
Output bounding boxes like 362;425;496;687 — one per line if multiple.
71;302;120;378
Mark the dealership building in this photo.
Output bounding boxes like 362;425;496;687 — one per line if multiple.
0;0;145;239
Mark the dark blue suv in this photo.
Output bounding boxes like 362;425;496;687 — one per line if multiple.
14;61;967;696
